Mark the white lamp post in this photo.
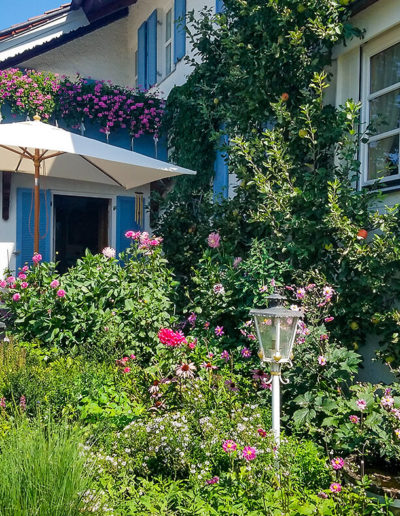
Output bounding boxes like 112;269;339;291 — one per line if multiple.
250;294;302;446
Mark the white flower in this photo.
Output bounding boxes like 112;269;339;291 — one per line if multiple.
213;283;225;295
102;247;116;258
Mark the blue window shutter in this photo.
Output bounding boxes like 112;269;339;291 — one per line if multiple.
138;21;147;90
147;10;158;88
116;196;143;256
16;188;52;269
174;0;186;63
213;134;229;200
216;0;225;13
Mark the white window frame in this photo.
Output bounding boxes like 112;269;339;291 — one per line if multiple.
164;7;174;78
361;29;400;187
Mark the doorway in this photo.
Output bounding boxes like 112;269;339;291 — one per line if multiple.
54;194;110;273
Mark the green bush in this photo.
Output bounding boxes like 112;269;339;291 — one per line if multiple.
1;234;176;359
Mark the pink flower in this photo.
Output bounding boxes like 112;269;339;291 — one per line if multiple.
241;348;252;358
222;440;237;453
270;278;276;287
0;281;6;288
206;476;219;485
330;483;342;493
207;232;221;248
296;288;306;299
158;328;187;347
257;428;267;437
188;312;197;325
221;350;230;361
213;283;225;295
123;367;131;373
259;285;269;293
19;395;26;411
18;273;27;280
176;362;196;379
50;279;60;289
225;379;238;392
20;282;28;289
201;362;218;370
242;446;256;461
318;356;327;366
6;276;15;284
0;397;5;409
22;266;29;272
204;322;210;329
349;415;360;424
57;289;66;298
233;257;242;268
188;341;197;350
323;286;334;299
215;326;224;337
331;457;344;470
130;354;136;360
356;399;367;411
32;253;42;264
325;317;334;323
381;396;394;409
102;246;116;258
320;334;329;341
251;369;268;380
395;429;400;439
259;380;272;390
12;293;21;301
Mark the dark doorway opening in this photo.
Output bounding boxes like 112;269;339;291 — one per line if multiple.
54;195;109;273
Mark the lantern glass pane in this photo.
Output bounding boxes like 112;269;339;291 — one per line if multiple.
279;316;299;359
255;315;278;361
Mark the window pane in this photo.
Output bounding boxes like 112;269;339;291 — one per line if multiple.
368;135;399;180
370;41;400;94
165;43;172;75
166;9;172;42
370;88;400;133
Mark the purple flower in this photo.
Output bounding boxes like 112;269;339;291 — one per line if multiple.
225;379;238;392
206;476;219;485
349;415;360;424
215;326;224;337
221;350;230;361
331;457;344;470
233;257;242;268
241;348;252;358
207;232;221;248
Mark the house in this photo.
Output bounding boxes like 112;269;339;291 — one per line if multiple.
0;0;216;274
0;0;398;277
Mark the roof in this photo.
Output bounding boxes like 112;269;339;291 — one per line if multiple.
351;0;379;15
0;4;71;42
0;0;136;44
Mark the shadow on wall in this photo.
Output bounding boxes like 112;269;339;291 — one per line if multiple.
357;333;396;384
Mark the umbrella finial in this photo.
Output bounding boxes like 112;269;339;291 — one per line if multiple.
33;114;41;122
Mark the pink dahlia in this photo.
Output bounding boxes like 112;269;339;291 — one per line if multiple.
12;293;21;302
207;232;221;248
241;348;252;358
32;253;42;264
0;281;6;288
158;328;187;347
18;273;27;280
123;367;131;374
50;279;60;289
57;289;66;298
222;440;237;453
331;457;344;470
6;276;15;284
242;446;256;461
20;282;28;289
330;483;342;493
215;326;224;337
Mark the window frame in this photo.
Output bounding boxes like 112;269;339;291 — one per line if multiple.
361;30;400;187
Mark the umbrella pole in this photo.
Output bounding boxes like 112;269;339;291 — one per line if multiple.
34;148;40;254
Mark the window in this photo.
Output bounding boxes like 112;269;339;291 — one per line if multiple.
134;50;138;88
165;8;173;76
362;35;400;185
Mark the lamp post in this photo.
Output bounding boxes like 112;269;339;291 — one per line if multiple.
250;294;303;446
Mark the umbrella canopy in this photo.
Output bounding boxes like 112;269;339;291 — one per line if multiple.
0;118;196;254
0;120;195;189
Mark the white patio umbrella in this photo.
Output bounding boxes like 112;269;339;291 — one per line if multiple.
0;116;196;253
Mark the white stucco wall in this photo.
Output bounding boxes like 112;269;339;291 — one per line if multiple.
0;172;150;275
127;0;215;98
18;16;131;86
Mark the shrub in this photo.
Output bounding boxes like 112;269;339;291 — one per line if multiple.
1;234;176;359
